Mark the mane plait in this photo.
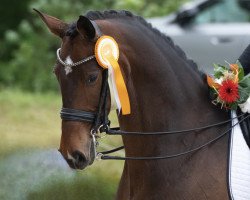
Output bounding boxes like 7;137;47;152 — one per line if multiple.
65;10;203;75
86;10;202;75
65;10;133;38
85;10;133;20
65;22;77;38
85;10;177;49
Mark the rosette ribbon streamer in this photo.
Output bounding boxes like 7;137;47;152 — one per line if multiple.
95;36;131;115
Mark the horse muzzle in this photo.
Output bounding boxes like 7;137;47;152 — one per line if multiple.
59;136;97;170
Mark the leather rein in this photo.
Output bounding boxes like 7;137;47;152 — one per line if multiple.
57;48;250;161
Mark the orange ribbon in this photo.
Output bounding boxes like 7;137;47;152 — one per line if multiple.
95;36;131;115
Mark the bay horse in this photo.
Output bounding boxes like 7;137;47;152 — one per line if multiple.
36;9;233;199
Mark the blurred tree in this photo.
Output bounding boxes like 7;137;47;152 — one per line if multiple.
0;0;187;92
0;0;31;38
0;0;31;62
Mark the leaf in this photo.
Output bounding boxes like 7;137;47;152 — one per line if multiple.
236;60;245;81
230;103;238;110
213;63;227;79
238;75;250;103
238;85;250;103
239;74;250;87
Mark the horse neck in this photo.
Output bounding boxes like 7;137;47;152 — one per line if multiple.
104;18;230;199
116;23;229;165
118;29;223;132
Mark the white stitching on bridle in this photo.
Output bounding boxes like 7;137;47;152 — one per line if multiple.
56;48;95;74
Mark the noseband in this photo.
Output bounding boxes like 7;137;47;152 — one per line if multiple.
59;72;110;134
60;108;96;123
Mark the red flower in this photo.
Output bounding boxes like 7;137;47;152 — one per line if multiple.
218;80;239;103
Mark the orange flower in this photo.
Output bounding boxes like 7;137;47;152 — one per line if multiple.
230;64;239;83
207;75;220;89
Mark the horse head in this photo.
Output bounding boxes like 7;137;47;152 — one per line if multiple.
35;10;116;169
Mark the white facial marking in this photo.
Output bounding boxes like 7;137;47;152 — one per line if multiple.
65;55;73;75
67;151;76;162
65;56;73;65
65;66;72;75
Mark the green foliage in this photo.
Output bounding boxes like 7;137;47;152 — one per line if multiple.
0;21;59;91
239;74;250;103
0;0;31;38
213;63;228;79
27;172;118;200
0;0;187;92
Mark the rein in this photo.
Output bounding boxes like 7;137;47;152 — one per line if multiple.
57;45;250;162
99;114;249;160
105;114;244;136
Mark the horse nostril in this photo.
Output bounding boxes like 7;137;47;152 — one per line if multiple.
72;151;88;169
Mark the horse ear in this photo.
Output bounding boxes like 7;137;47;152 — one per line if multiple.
76;16;96;40
33;9;68;38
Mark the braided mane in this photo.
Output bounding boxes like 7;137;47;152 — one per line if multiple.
66;10;203;75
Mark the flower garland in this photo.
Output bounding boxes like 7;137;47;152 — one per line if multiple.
207;61;250;112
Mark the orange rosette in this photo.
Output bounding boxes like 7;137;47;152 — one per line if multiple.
95;36;131;115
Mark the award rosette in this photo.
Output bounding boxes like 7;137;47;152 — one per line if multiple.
95;35;131;115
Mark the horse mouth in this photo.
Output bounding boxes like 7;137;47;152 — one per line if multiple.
58;146;96;170
65;157;89;170
58;134;97;170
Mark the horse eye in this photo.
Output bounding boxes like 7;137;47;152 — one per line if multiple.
87;74;98;84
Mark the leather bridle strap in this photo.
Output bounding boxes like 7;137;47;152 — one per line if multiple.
99;114;250;160
60;70;109;130
106;113;246;136
97;114;245;158
92;69;110;132
97;114;245;157
60;107;96;123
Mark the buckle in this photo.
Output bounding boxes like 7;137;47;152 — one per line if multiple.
91;124;109;139
96;153;103;161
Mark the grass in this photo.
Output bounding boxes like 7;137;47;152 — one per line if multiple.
27;170;118;200
0;88;124;200
0;89;61;156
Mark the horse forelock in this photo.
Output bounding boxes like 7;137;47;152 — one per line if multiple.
65;22;77;38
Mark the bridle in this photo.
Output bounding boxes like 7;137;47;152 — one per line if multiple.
57;47;250;161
